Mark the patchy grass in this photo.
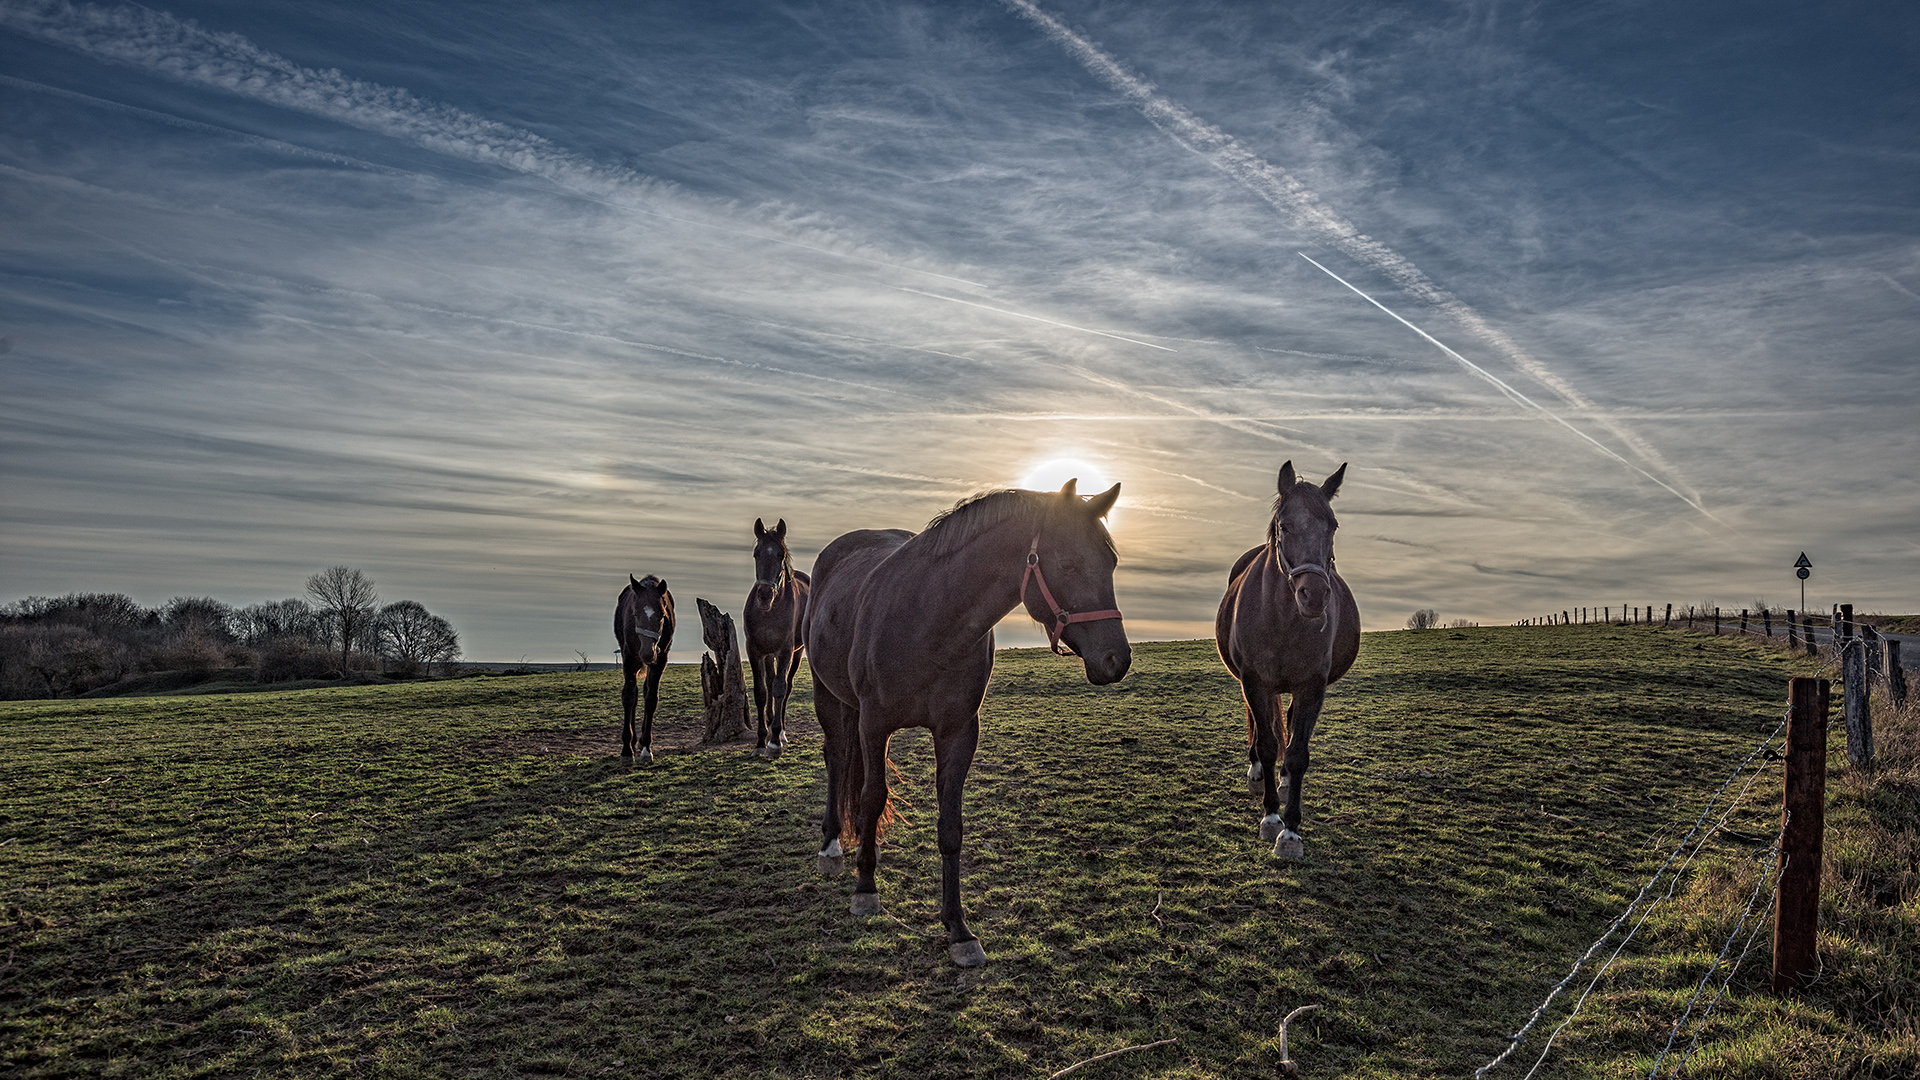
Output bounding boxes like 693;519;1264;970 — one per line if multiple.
0;626;1907;1077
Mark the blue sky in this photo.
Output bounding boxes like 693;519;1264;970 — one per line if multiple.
2;0;1915;660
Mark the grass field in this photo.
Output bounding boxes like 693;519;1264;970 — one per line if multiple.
1;626;1912;1078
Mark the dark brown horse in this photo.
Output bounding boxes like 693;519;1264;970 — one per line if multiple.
614;574;675;764
743;517;810;758
807;480;1130;967
1216;461;1360;858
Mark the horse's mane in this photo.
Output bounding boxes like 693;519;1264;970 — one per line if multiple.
918;489;1115;560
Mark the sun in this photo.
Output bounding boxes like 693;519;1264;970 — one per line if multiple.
1018;456;1120;526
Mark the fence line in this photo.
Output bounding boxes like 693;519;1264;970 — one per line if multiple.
1475;647;1841;1077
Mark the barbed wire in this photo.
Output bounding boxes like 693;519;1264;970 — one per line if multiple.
1477;645;1842;1078
1662;840;1790;1076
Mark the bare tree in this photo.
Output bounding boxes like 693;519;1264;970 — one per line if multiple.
1406;608;1439;630
375;600;460;677
306;566;378;672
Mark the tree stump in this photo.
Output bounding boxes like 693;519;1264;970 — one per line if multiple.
696;597;749;744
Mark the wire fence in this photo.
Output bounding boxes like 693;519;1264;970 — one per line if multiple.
1474;644;1842;1078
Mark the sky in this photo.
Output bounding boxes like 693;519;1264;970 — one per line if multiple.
1;0;1915;661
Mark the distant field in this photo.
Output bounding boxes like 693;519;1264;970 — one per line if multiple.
1;627;1908;1078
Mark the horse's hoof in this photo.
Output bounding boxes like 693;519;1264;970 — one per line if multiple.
1247;762;1263;795
949;940;987;968
1273;829;1305;860
635;747;653;765
818;853;845;877
761;742;783;760
1259;814;1284;841
849;892;884;917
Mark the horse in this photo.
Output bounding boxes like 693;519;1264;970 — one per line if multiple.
743;517;811;759
1216;461;1360;859
806;479;1130;967
614;574;675;764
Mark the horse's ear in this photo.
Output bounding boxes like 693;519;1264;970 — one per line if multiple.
1322;463;1347;499
1277;461;1297;496
1058;478;1079;500
754;518;766;539
775;518;788;539
1085;482;1120;520
656;578;667;592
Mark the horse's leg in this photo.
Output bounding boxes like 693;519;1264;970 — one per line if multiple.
637;659;663;765
620;661;639;761
814;690;850;876
1248;684;1287;843
763;645;795;757
935;716;985;967
849;722;891;917
1274;682;1326;859
749;653;770;752
1244;698;1263;794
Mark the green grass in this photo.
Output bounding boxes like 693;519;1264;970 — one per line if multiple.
0;626;1909;1077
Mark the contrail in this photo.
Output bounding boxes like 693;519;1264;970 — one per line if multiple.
889;286;1176;351
1299;252;1728;527
1001;0;1698;502
0;0;987;289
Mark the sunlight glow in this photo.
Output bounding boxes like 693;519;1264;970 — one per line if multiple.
1018;456;1120;527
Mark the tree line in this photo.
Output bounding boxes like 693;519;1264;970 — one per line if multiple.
0;566;460;699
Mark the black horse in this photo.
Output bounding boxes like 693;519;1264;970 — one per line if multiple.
1216;462;1360;858
744;518;810;758
615;574;675;764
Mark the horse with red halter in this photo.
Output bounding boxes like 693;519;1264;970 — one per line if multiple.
743;517;810;759
1216;461;1360;858
806;480;1130;967
614;574;675;764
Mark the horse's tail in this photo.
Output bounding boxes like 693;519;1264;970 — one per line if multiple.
838;729;900;846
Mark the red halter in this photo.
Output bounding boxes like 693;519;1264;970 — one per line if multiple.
1021;535;1124;656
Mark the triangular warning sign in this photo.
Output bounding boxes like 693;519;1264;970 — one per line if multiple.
1793;552;1812;569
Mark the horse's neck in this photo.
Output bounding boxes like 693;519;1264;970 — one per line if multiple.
887;518;1028;655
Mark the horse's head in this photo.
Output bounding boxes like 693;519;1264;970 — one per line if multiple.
626;573;673;658
1268;461;1345;621
1023;479;1131;685
752;518;791;597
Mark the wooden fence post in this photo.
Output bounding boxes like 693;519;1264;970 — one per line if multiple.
1862;625;1883;684
1840;604;1854;642
1887;639;1908;705
1843;638;1873;770
1665;603;1673;626
1773;677;1828;994
1763;609;1772;637
1787;610;1800;651
1740;609;1749;634
695;597;749;744
1714;607;1721;636
1804;611;1818;656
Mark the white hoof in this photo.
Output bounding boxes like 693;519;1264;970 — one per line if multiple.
949;940;987;967
1273;829;1305;860
849;892;884;917
1259;814;1284;841
760;742;783;760
818;839;844;877
1247;762;1263;794
635;747;653;765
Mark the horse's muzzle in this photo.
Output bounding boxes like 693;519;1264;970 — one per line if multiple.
1067;622;1131;685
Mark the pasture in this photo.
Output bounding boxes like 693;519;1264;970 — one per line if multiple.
1;627;1909;1078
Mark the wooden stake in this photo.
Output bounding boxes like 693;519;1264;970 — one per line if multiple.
1773;678;1828;994
1843;638;1873;769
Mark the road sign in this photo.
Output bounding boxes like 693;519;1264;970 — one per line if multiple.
1795;552;1811;580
